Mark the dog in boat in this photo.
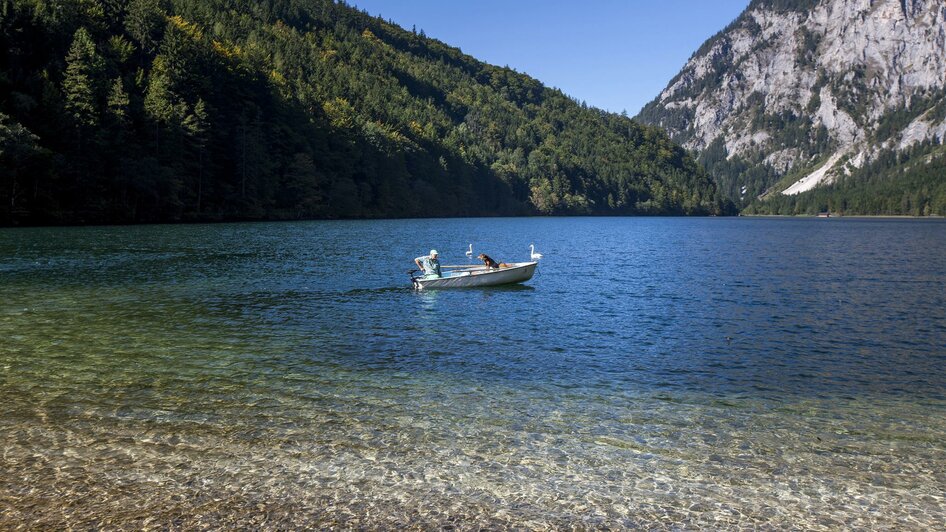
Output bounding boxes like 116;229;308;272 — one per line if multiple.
477;253;509;269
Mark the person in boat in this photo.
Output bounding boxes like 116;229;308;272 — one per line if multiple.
414;249;442;278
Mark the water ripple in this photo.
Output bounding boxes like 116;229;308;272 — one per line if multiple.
2;217;945;528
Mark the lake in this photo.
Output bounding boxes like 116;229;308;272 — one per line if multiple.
1;217;945;528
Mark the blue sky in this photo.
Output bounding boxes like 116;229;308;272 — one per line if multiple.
349;1;750;115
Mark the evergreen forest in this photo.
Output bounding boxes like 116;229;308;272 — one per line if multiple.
744;141;946;216
0;0;729;225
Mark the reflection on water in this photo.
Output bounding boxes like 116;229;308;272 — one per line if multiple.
1;217;945;528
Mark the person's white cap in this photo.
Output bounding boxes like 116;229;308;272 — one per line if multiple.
430;249;438;256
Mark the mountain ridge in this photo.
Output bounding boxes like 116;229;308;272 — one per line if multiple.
0;0;728;226
638;0;946;215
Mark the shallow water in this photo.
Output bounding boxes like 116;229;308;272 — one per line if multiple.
1;217;945;529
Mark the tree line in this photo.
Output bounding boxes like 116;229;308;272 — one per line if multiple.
745;140;946;216
0;0;730;226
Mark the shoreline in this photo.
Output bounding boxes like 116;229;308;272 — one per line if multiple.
3;213;945;230
739;214;945;219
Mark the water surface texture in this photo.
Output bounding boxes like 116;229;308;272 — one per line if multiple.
2;217;945;528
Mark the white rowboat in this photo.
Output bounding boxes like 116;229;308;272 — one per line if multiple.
410;261;538;289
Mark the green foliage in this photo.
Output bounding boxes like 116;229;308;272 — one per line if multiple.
638;0;944;216
795;26;820;67
698;138;775;207
0;0;726;225
143;54;175;123
108;34;136;64
125;0;165;53
873;88;946;143
748;0;821;12
0;112;50;218
62;27;104;129
746;141;946;216
106;77;129;124
831;66;870;126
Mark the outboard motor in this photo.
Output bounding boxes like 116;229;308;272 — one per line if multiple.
407;269;420;289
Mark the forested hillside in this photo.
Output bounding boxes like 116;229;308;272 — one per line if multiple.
743;141;946;216
0;0;727;225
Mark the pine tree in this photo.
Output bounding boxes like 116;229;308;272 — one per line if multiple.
0;113;44;220
62;27;103;130
143;55;176;158
106;77;130;127
182;98;209;212
125;0;165;54
1;0;735;224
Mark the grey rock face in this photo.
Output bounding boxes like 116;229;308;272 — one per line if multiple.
638;0;946;197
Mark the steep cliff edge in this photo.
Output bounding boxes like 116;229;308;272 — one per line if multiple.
638;0;946;214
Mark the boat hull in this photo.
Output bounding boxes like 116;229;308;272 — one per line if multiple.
412;262;537;289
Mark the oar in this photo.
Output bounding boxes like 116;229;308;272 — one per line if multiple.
442;264;486;269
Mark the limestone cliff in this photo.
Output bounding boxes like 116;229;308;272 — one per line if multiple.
638;0;946;206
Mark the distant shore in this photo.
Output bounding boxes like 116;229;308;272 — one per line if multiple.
740;214;945;219
3;212;945;229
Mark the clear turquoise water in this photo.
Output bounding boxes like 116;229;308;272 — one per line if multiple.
1;217;945;528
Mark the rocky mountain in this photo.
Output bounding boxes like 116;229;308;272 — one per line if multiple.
638;0;946;214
